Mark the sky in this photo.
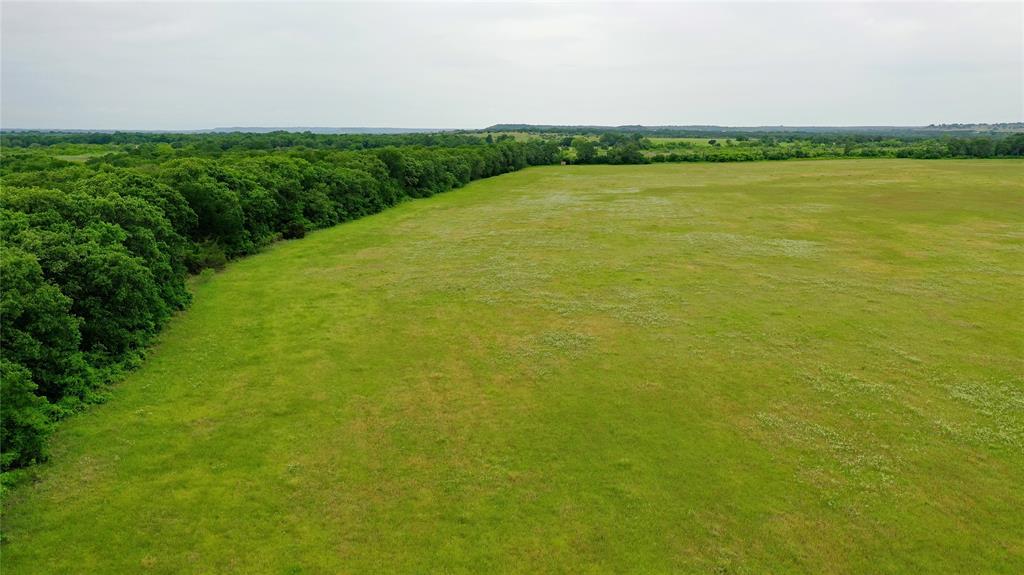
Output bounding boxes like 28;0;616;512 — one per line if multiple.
2;1;1022;130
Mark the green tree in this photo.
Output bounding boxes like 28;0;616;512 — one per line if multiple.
571;137;597;163
1;360;55;470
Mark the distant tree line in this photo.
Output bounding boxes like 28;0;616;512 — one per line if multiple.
0;138;560;475
562;133;1024;164
486;123;1024;139
0;130;487;151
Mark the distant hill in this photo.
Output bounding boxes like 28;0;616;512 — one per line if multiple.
485;123;1024;137
209;127;449;134
5;123;1021;137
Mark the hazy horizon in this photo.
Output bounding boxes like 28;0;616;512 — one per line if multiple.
3;122;1023;134
3;1;1022;130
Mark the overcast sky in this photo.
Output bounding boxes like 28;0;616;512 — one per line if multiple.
2;1;1021;129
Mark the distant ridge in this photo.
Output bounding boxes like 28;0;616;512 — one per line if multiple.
209;127;449;134
3;123;1021;136
485;123;1024;135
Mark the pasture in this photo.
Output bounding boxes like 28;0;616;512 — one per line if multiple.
649;136;726;146
2;159;1022;573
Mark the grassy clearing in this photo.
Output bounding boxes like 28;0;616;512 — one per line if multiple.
2;160;1022;573
649;136;723;145
51;152;108;163
477;131;544;142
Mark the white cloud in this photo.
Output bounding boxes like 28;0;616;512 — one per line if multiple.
2;1;1021;129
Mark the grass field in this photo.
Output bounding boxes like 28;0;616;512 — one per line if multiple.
649;137;724;146
52;152;108;163
477;131;544;142
3;160;1022;573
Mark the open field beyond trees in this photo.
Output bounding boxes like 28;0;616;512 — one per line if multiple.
2;160;1023;573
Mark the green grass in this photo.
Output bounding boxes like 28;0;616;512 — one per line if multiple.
477;131;544;142
3;159;1023;573
649;137;735;146
52;153;107;163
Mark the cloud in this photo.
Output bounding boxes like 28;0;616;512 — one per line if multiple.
2;1;1020;129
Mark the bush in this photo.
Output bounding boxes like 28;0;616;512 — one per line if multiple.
189;240;229;272
281;218;306;239
0;360;56;469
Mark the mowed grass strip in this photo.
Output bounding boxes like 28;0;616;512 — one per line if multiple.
2;160;1022;574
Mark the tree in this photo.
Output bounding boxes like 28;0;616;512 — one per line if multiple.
571;137;597;163
1;360;55;470
161;159;247;253
0;245;88;404
606;142;646;164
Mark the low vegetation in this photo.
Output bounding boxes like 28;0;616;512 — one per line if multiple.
2;160;1021;572
562;131;1024;164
